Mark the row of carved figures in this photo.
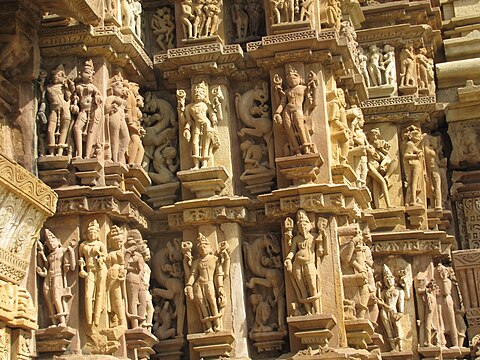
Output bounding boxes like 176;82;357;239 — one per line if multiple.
104;0;142;38
37;60;146;167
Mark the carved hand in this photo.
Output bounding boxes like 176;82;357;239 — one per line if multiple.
284;258;292;272
185;285;194;300
183;128;191;142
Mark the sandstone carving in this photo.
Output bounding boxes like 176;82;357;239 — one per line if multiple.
178;82;223;169
402;125;426;206
72;60;103;159
125;81;145;166
349;108;368;188
273;67;318;155
181;0;222;39
424;135;446;210
182;234;230;333
399;44;416;88
232;0;248;39
151;7;175;52
415;276;438;347
328;88;350;166
416;47;435;95
284;210;324;315
36;229;75;327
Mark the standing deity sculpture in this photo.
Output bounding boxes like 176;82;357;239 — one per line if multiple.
177;82;223;169
125;81;145;166
377;264;409;351
415;277;438;347
243;234;286;332
46;65;75;156
273;67;318;155
105;225;127;328
180;0;195;39
131;0;142;38
349;108;368;188
284;210;325;315
383;44;396;86
79;220;108;328
36;229;76;327
402;125;426;206
325;0;341;30
399;44;416;88
424;135;446;210
358;48;370;88
152;239;185;338
151;7;175;51
105;73;129;164
72;60;104;159
416;47;434;94
246;0;261;36
365;128;397;208
232;0;248;39
182;234;230;333
124;229;149;329
367;45;384;87
328;88;350;165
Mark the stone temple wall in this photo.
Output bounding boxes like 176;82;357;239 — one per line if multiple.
0;0;480;359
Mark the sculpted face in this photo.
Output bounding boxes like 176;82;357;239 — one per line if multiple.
287;71;301;87
87;223;100;242
193;84;207;102
52;70;66;85
81;67;94;83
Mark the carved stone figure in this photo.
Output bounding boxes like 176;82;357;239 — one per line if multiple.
177;82;223;169
300;0;314;22
105;225;127;328
236;82;274;169
124;229;148;328
152;239;185;337
415;277;438;347
125;81;145;166
46;65;75;156
140;239;154;330
399;44;416;87
149;146;179;185
131;0;142;38
358;48;370;87
273;67;318;155
325;0;341;30
121;0;133;29
424;135;445;210
329;88;350;165
366;128;398;208
377;264;406;351
151;7;175;52
416;47;432;93
153;301;176;340
105;73;129;164
367;45;384;87
232;0;248;39
79;220;108;328
204;0;222;36
180;0;195;39
36;229;75;327
37;70;49;156
402;125;426;206
350;108;368;188
182;234;230;333
246;0;261;36
383;44;396;86
270;0;284;24
284;210;323;315
243;234;285;331
72;60;103;159
250;294;274;332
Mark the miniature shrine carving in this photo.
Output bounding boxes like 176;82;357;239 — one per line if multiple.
177;82;223;169
182;234;230;333
273;67;318;155
36;229;75;327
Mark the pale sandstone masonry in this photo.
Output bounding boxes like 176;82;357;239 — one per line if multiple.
0;0;479;359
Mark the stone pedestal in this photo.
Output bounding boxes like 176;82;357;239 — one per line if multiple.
152;337;185;360
36;326;76;354
381;350;414;360
368;85;396;98
398;85;418;95
187;331;235;359
344;319;374;350
331;164;357;187
124;165;151;197
405;205;426;229
417;346;441;360
104;162;128;188
38;155;71;188
276;153;323;186
177;166;229;198
364;207;405;231
240;169;276;195
249;330;287;353
271;21;311;34
124;328;157;359
72;158;102;186
145;182;180;208
287;314;336;352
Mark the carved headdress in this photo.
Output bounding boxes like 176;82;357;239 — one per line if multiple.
51;64;65;76
297;209;310;223
196;233;211;246
383;264;394;281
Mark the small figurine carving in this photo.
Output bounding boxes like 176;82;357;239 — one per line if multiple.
367;45;384;87
366;128;398;209
152;301;176;340
358;48;370;87
105;73;129;164
415;277;438;347
383;44;396;86
416;47;433;93
79;220;108;328
328;88;350;165
399;44;416;88
125;81;145;166
204;0;222;37
131;0;142;38
149;146;179;185
325;0;341;30
424;135;445;210
402;125;426;206
349;108;368;188
151;7;175;51
72;60;103;159
182;234;230;333
377;264;407;351
250;294;274;332
36;229;75;327
152;239;185;337
232;0;248;39
177;82;223;169
273;67;318;155
105;225;127;328
124;229;148;328
284;210;324;315
140;239;154;330
46;65;75;156
180;0;195;39
243;234;286;331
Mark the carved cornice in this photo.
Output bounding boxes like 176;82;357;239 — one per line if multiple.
55;186;154;231
0;153;57;284
361;94;438;116
35;0;102;26
38;25;154;86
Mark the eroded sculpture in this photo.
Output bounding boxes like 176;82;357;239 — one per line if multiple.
273;66;318;155
36;229;75;327
151;7;175;52
182;234;230;333
177;82;223;169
